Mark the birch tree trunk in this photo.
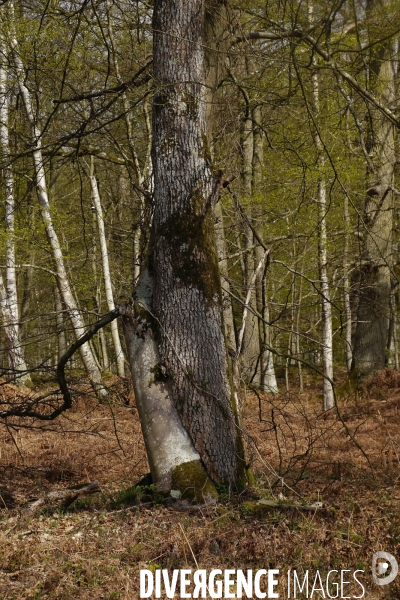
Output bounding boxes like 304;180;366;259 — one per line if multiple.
3;3;107;398
123;0;247;494
0;36;30;385
0;272;29;384
309;2;334;410
89;157;125;377
351;0;396;378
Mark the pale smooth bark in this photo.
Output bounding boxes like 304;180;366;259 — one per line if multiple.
387;290;399;368
255;244;278;393
0;271;29;383
89;157;125;377
309;3;334;411
0;36;30;385
204;4;237;368
123;270;203;494
4;4;106;397
237;250;270;358
316;173;335;410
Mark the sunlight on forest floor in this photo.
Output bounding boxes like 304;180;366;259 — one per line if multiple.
0;371;399;599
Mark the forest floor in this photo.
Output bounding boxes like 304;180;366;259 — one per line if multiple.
0;369;400;599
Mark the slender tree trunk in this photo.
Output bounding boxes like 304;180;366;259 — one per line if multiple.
106;0;148;288
4;3;106;398
123;0;247;493
215;201;236;354
387;289;398;367
241;109;261;386
351;0;396;378
255;245;278;393
343;194;353;372
89;157;125;377
0;272;29;383
204;0;237;370
309;2;334;410
0;36;30;385
253;105;278;393
294;258;304;393
317;174;335;410
54;287;66;361
20;199;34;343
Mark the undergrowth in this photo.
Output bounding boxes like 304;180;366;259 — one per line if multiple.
0;370;399;598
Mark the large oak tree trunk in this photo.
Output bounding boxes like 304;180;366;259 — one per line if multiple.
123;0;247;494
152;0;245;485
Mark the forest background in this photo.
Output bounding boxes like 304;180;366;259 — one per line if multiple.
1;0;400;598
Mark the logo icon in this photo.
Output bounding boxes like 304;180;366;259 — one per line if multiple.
372;551;398;586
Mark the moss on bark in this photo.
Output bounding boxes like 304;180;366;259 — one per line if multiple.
156;196;221;305
171;460;218;503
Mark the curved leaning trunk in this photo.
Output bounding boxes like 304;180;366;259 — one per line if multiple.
252;107;278;394
123;270;215;499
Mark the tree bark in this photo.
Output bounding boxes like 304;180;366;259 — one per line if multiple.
123;0;247;493
3;2;107;398
54;286;67;361
241;106;261;386
0;272;29;384
89;157;125;377
123;272;205;495
0;35;30;385
214;201;237;354
204;0;237;367
152;0;246;485
309;2;334;410
351;0;396;378
343;194;353;372
253;105;278;393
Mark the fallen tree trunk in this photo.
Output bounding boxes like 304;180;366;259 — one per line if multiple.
24;481;101;514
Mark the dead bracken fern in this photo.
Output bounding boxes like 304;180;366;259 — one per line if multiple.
0;371;399;598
